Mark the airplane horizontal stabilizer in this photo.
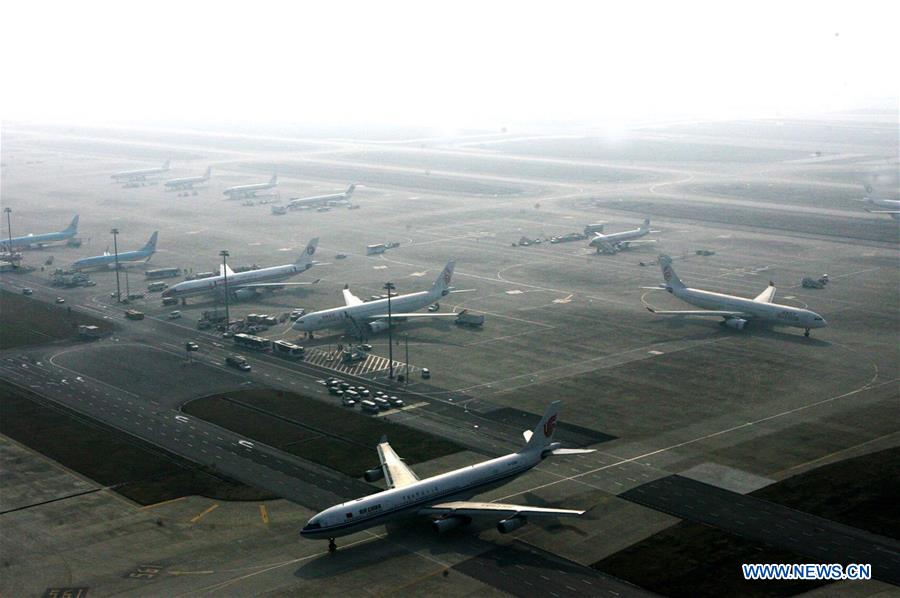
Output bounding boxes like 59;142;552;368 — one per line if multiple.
551;448;596;455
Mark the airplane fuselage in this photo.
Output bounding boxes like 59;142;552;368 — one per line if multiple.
288;192;348;209
223;182;276;198
163;263;311;299
590;227;649;250
165;176;207;189
112;167;168;181
673;286;826;329
301;451;540;540
3;229;76;250
294;288;442;332
72;248;155;270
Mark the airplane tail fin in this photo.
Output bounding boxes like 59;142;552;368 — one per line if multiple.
659;254;684;289
204;166;212;179
163;160;171;170
270;173;278;186
346;184;356;197
295;237;319;267
64;215;79;234
641;218;651;232
143;231;159;253
521;401;561;453
430;260;455;296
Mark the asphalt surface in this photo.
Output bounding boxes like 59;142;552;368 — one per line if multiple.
620;475;900;585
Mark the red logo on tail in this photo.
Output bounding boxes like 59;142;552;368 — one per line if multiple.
543;414;557;438
663;266;672;282
443;269;451;285
306;244;316;255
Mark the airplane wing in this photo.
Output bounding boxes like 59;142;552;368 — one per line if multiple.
233;279;320;289
419;501;584;518
343;287;364;307
754;283;777;303
620;239;657;246
646;307;749;318
376;437;419;489
367;312;460;319
590;237;616;253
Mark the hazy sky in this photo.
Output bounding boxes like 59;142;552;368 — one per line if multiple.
2;1;897;128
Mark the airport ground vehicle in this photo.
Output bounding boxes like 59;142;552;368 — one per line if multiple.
186;341;200;351
125;309;144;320
455;311;485;327
550;232;587;243
802;274;829;289
388;396;404;408
148;281;169;292
162;296;178;306
289;309;305;320
421;368;431;379
145;267;181;279
366;244;387;255
78;325;102;340
168;311;182;320
21;288;33;295
583;223;605;235
273;340;304;359
360;399;379;414
226;355;251;371
234;333;270;351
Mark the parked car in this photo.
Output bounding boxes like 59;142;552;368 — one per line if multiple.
342;396;356;407
167;311;182;320
421;368;431;379
388;396;404;408
372;397;391;410
225;355;251;371
21;288;33;295
55;296;65;304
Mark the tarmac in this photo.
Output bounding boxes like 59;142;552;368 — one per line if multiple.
1;115;897;595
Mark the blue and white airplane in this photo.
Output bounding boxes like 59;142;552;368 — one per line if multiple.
223;174;277;199
1;215;79;250
301;400;593;552
72;232;158;270
165;166;212;190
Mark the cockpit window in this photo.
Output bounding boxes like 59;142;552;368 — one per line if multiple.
304;522;321;530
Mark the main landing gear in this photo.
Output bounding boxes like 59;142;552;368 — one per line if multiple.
328;538;337;553
804;328;810;338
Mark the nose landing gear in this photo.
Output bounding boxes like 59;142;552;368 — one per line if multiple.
804;328;810;338
328;538;336;553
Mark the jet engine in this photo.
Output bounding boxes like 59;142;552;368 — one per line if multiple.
496;516;527;534
431;516;470;534
233;288;257;301
368;320;390;333
364;467;384;482
724;318;747;330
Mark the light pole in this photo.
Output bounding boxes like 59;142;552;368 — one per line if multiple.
111;228;121;303
3;207;12;253
220;250;230;326
383;281;395;379
404;333;409;387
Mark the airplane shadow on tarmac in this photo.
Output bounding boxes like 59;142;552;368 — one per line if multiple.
643;319;831;347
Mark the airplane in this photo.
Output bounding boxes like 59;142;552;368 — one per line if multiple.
645;255;827;337
589;218;656;254
287;184;356;210
301;400;593;552
162;238;319;303
292;260;460;337
111;160;170;182
223;174;277;199
0;215;79;250
72;232;158;271
857;192;900;220
165;166;212;190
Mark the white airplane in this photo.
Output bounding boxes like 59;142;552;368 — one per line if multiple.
858;194;900;220
162;238;319;303
293;261;460;336
645;255;827;337
301;400;593;552
165;166;212;190
589;218;656;254
72;232;158;271
287;184;356;210
223;174;277;199
111;160;170;182
1;215;79;250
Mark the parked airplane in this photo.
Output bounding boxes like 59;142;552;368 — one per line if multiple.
162;238;319;303
72;232;158;270
292;260;459;336
301;400;593;552
645;255;827;337
223;174;277;199
287;184;356;210
0;215;79;250
111;160;170;182
589;218;655;254
165;166;212;190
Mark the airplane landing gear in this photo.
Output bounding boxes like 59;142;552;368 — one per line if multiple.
804;328;810;338
328;538;337;553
